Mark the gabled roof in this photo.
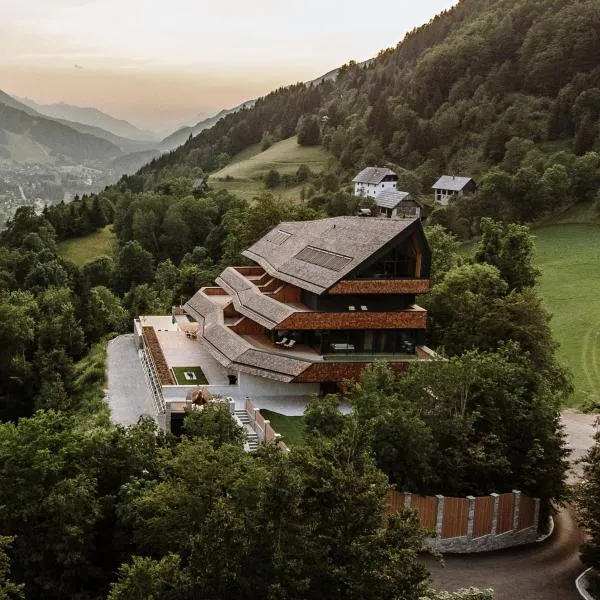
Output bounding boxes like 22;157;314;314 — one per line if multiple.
432;175;474;191
242;216;420;295
353;167;397;185
376;190;412;210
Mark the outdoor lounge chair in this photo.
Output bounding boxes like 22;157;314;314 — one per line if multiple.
275;337;289;346
283;339;297;349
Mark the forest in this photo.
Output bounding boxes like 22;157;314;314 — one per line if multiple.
1;0;600;596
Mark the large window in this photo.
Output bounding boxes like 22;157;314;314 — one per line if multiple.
358;242;419;279
306;329;418;356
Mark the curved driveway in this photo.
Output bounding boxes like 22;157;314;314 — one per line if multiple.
427;411;597;600
426;508;584;600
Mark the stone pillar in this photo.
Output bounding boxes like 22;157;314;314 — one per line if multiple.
435;495;445;538
533;498;541;530
490;493;500;535
512;490;522;531
404;492;412;508
466;496;476;539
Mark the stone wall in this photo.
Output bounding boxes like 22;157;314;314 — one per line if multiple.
388;490;540;554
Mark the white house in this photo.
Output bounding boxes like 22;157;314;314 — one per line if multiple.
353;167;398;198
432;176;477;206
375;190;423;219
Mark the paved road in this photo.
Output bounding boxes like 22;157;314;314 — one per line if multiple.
426;508;584;600
427;411;598;599
106;334;157;426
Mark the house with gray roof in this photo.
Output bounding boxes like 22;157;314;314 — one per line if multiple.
375;190;424;219
134;216;437;433
432;175;477;205
353;167;398;198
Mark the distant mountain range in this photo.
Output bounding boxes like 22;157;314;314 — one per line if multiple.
16;97;156;142
0;93;122;163
159;100;256;152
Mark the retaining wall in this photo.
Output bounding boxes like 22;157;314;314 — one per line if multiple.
388;490;540;553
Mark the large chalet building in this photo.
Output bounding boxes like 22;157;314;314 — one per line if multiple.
183;215;435;398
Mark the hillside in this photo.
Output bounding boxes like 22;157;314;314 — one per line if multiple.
535;223;600;409
160;100;255;152
0;103;121;163
209;136;332;202
18;97;155;141
123;0;598;225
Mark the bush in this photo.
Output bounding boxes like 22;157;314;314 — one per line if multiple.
265;169;281;189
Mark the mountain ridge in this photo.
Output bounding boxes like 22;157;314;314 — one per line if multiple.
16;97;156;142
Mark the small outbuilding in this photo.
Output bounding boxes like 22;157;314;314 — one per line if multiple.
353;167;398;198
432;176;477;206
375;190;424;219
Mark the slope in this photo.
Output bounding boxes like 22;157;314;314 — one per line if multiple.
160;100;255;152
0;103;121;163
18;98;155;141
131;0;599;211
209;136;331;202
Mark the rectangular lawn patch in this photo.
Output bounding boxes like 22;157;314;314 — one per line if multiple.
171;367;208;385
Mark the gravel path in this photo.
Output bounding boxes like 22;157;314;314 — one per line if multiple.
106;334;157;426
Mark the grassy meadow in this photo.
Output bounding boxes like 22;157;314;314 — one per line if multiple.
534;223;600;408
209;136;332;203
58;225;117;266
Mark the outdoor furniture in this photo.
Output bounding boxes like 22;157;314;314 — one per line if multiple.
275;337;289;346
360;306;368;311
330;343;355;353
349;305;356;311
283;339;297;349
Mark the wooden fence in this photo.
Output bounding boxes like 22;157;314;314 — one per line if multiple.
387;490;540;544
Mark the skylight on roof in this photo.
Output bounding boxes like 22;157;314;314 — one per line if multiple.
294;246;352;272
263;229;291;245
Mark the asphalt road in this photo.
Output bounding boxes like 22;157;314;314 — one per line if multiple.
426;411;598;599
106;334;157;426
426;508;584;600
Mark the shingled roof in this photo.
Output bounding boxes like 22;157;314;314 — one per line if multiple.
352;167;397;185
432;175;474;191
242;216;418;295
376;190;412;210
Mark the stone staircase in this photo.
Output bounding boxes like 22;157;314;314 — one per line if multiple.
234;409;259;452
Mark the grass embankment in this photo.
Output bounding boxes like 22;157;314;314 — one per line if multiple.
172;366;208;385
209;136;332;203
71;339;112;426
534;223;600;409
57;225;117;266
260;409;306;447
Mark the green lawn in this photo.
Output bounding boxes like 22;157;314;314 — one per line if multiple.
209;136;332;204
57;225;117;266
171;366;209;385
534;224;600;408
260;410;306;447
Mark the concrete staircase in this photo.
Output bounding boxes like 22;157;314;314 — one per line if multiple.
234;409;259;452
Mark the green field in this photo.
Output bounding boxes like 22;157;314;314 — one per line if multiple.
57;225;117;266
171;367;208;385
260;410;306;447
534;224;600;408
209;136;332;203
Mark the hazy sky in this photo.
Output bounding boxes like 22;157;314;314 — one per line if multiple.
0;0;456;133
